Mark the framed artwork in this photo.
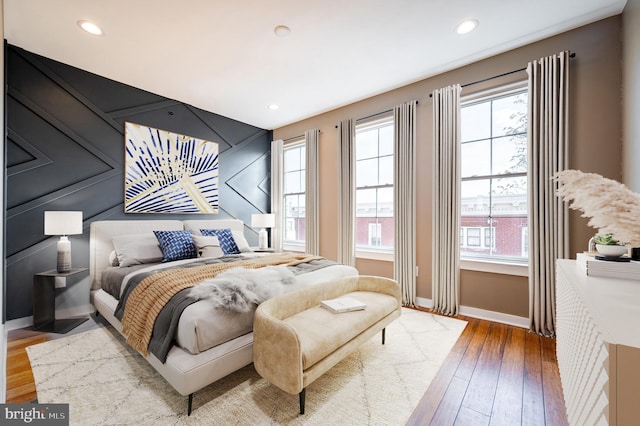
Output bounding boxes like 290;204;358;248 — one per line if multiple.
124;122;219;213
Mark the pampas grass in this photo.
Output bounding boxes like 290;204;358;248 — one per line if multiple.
554;170;640;246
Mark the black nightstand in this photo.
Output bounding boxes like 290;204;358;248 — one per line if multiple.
33;268;89;333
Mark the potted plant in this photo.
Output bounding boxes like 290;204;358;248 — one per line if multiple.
593;234;628;257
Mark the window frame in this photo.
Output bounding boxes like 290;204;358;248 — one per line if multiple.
459;82;529;274
281;138;306;252
353;112;395;260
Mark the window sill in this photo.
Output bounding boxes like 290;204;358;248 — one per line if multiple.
355;250;394;262
460;258;528;277
283;244;304;253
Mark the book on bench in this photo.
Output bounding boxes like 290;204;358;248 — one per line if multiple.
320;297;367;313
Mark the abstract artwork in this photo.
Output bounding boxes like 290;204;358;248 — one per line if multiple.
124;122;219;213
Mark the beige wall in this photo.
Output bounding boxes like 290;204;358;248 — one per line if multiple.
623;0;640;192
273;17;623;318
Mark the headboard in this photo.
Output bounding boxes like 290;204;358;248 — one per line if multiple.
89;219;245;291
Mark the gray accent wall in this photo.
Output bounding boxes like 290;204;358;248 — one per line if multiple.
5;44;272;321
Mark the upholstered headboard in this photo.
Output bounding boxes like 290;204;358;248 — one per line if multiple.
89;219;245;291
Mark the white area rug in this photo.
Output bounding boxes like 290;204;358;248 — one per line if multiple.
27;308;466;425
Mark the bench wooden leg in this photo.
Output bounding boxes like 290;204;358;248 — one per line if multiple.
188;393;193;416
299;388;306;414
382;328;386;345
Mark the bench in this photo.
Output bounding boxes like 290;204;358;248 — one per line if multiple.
253;275;402;414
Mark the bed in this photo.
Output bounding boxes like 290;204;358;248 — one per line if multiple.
89;219;358;415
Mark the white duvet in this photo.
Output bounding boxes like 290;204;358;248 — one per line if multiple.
106;254;358;354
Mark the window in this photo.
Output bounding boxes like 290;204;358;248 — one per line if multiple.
460;226;495;249
282;140;306;248
355;114;394;253
460;85;528;264
368;223;382;247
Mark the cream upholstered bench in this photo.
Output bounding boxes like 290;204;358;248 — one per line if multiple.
253;275;401;414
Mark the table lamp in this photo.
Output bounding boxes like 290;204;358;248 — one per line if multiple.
251;213;275;249
44;211;83;272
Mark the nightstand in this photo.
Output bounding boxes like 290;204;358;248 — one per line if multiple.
251;247;275;253
33;268;89;333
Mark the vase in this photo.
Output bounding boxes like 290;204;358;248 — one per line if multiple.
595;244;628;257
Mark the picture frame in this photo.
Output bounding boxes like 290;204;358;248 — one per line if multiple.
124;122;219;213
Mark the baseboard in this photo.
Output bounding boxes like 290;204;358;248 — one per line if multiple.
6;316;32;331
415;297;529;329
5;304;95;332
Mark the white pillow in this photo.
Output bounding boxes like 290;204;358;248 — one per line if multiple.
192;235;224;258
112;233;164;267
108;250;119;267
232;230;253;253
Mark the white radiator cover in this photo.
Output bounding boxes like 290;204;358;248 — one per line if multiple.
556;260;640;426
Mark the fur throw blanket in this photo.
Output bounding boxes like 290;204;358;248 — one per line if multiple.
189;266;297;312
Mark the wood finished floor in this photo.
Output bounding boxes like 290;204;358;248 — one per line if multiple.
5;312;568;425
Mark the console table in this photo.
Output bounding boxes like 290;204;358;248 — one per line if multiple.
33;268;89;333
556;259;640;425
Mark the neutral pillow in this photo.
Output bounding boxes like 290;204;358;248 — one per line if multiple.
192;234;224;258
200;228;240;255
108;250;119;267
112;233;164;267
232;230;253;253
153;230;198;262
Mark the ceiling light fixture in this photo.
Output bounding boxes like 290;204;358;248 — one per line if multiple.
456;19;478;35
77;20;103;36
268;104;279;110
274;25;291;37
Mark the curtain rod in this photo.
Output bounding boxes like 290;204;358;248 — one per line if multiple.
428;52;576;97
282;134;305;142
334;100;419;128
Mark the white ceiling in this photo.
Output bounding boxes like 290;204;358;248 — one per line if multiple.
3;0;627;130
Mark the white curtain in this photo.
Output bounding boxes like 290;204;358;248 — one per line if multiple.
338;119;356;267
305;128;320;255
528;51;570;337
432;85;462;316
394;100;418;306
270;139;284;252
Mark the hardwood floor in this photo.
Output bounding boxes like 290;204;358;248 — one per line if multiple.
407;311;568;425
5;313;568;425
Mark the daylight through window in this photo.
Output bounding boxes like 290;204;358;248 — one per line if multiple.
355;114;394;252
282;140;306;248
460;86;528;264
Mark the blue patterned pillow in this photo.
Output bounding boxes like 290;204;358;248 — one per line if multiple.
200;228;240;255
153;230;198;262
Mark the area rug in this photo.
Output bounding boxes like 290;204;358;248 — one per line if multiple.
26;308;466;425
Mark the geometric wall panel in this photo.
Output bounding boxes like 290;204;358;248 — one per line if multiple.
4;44;273;321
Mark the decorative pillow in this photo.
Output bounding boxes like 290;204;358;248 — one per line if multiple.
192;235;224;258
200;228;240;255
108;250;119;267
112;233;164;267
231;230;253;253
153;230;198;262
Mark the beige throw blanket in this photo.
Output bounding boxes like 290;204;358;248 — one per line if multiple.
121;253;323;356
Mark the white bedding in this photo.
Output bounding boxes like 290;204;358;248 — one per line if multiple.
103;254;357;354
89;219;358;403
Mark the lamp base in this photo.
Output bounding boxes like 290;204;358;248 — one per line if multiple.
258;228;269;250
57;236;72;273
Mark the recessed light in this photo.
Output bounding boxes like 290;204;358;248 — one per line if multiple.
268;104;279;110
456;19;478;35
77;20;103;36
274;25;291;37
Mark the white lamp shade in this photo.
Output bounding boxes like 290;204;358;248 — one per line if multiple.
251;213;275;229
44;211;83;236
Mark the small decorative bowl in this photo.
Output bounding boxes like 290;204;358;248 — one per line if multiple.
596;244;628;257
